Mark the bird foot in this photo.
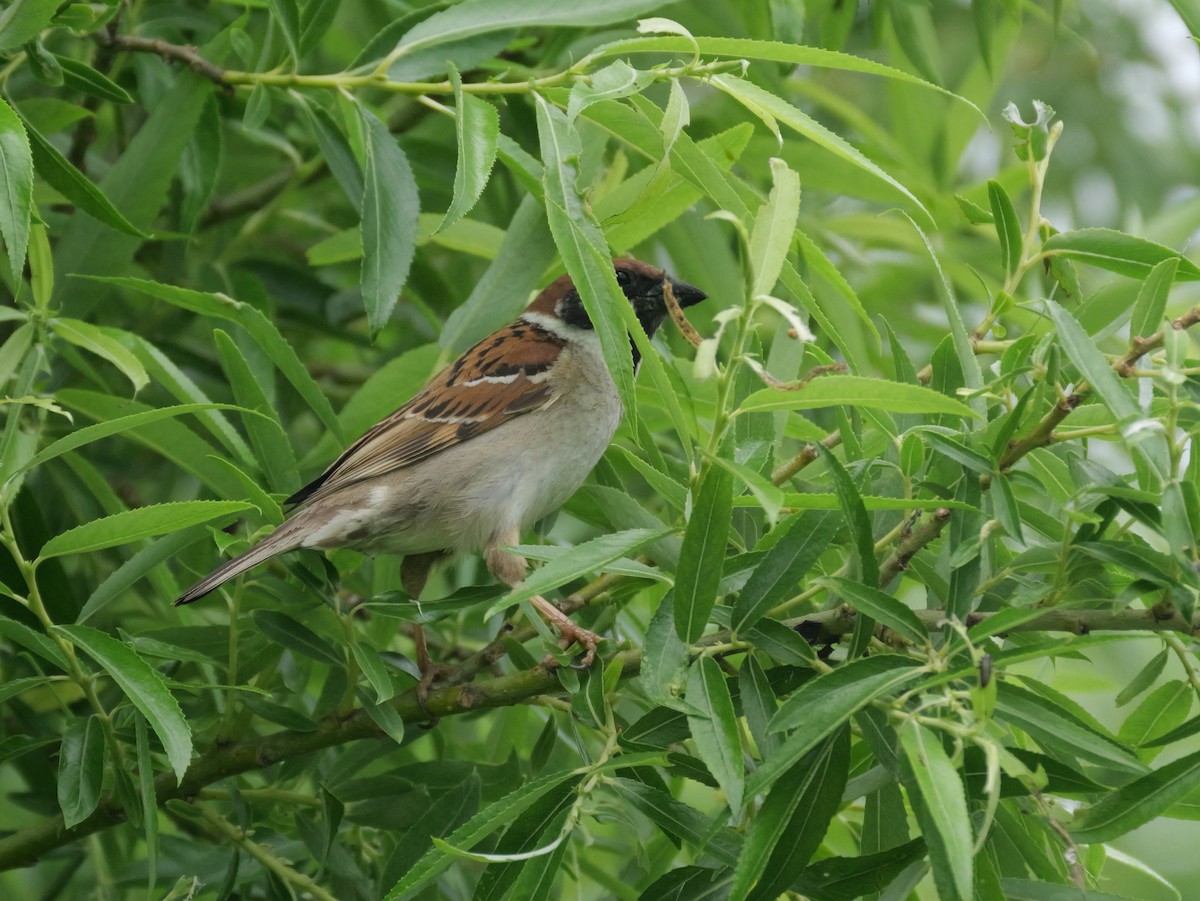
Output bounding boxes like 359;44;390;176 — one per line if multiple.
530;595;604;670
414;661;456;727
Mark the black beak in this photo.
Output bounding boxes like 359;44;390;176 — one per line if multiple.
667;276;707;308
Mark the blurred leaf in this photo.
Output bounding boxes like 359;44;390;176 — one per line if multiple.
56;625;192;782
39;501;253;559
674;464;733;642
0;0;60;51
738;375;979;417
1043;228;1200;280
358;106;419;338
268;0;301;64
251;610;343;667
55;56;133;104
685;656;743;810
57;715;104;829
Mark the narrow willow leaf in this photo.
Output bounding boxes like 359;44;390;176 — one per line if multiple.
1072;748;1200;844
748;158;800;297
711;74;929;221
900;722;973;900
78;277;342;440
384;0;666;71
674;465;733;642
738;375;978;418
824;577;928;644
996;682;1145;774
0;613;69;669
732;510;838;633
251;610;343;667
351;643;395;703
78;526;211;623
297;95;363;212
1130;257;1178;339
56;625;192;782
0;97;33;284
22;117;144;236
1116;649;1170;708
438;66;499;234
39;501;252;559
133;714;159;891
686;657;744;810
987;179;1022;277
383;769;584;899
50;318;149;393
642;592;687;706
535;96;636;412
1043;228;1200;280
267;0;301;64
58;715;105;829
55;55;132;104
751;657;922;794
790;837;927;900
739;656;781;759
609;778;741;866
1046;300;1138;420
358;106;419;338
739;728;849;901
819;447;877;587
490;528;670;616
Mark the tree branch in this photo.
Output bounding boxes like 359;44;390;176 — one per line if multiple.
98;32;232;93
3;601;1193;871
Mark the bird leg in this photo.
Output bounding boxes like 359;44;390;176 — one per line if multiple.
401;551;454;719
485;541;604;670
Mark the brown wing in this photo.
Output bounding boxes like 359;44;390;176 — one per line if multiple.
285;320;566;507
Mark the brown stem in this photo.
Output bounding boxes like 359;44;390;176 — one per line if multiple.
99;33;231;93
770;431;843;485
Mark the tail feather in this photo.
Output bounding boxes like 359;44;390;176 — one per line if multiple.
175;524;304;606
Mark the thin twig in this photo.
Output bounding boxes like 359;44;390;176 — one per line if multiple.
99;32;231;93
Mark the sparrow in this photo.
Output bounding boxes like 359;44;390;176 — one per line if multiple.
176;258;707;690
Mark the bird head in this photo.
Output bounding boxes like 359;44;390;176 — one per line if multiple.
535;258;707;340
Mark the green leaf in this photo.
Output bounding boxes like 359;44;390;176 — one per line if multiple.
358;105;419;338
22;117;145;237
0;612;69;669
297;95;363;213
78;526;212;623
1116;649;1170;708
384;768;584;899
790;838;927;900
491;528;670;616
674;464;733;642
591;36;982;114
351;643;396;704
685;657;743;810
57;715;105;829
641;592;688;706
737;728;849;901
1042;228;1200;280
1130;256;1178;339
0;97;33;285
1072;748;1200;844
739;655;781;760
998;878;1138;901
56;625;192;782
0;0;60;52
987;179;1022;277
819;447;878;588
710;73;930;222
438;67;499;234
38;501;253;559
78;277;343;440
535;96;636;413
732;510;838;633
251;610;343;667
996;682;1145;774
823;577;928;644
738;375;979;418
268;0;302;64
900;722;973;900
752;657;922;794
50;318;149;393
384;0;667;71
55;56;133;104
748;158;800;297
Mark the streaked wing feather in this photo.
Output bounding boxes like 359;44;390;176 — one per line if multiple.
286;320;564;506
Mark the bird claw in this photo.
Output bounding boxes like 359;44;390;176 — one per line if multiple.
544;621;603;671
414;661;455;728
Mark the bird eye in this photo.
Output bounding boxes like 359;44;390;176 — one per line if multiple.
615;269;633;288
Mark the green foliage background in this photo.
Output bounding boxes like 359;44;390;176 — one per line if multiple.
3;0;1200;898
